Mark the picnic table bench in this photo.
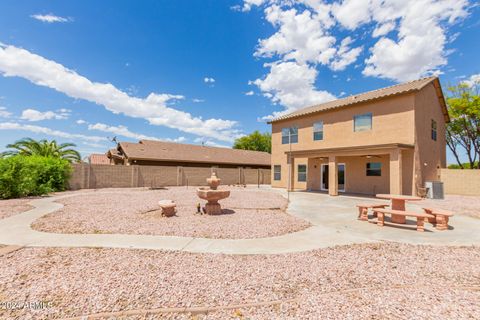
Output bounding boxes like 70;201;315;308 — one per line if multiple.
356;203;389;221
423;208;454;231
373;208;435;232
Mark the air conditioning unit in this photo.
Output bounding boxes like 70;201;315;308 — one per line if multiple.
425;181;444;199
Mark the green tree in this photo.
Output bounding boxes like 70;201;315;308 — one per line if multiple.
446;82;480;169
3;138;81;163
233;131;271;153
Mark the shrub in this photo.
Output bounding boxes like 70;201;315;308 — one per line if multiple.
0;155;72;199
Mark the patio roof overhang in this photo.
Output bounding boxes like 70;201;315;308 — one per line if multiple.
284;143;414;158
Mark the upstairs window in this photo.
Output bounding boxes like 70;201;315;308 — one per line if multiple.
273;165;281;181
354;113;372;132
281;126;298;144
313;121;324;141
298;164;307;182
366;162;382;176
431;119;437;141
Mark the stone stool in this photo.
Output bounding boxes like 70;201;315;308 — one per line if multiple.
158;200;176;217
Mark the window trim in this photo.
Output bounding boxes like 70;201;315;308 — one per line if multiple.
313;121;324;141
297;164;307;182
366;162;382;177
281;126;299;144
354;112;373;132
273;165;281;181
431;119;437;141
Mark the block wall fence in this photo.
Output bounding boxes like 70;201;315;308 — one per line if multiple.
68;164;271;190
439;169;480;196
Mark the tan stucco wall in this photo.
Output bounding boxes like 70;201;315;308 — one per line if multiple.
271;93;416;190
414;82;447;186
271;86;446;196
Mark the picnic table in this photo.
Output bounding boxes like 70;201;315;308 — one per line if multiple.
375;194;422;224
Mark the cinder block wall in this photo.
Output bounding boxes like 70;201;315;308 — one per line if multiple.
440;169;480;196
68;164;271;190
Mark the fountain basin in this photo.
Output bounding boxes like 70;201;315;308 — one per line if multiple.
196;187;231;202
196;187;230;215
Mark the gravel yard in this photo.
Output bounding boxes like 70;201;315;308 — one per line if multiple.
0;243;479;319
419;195;480;218
0;198;33;220
31;187;310;239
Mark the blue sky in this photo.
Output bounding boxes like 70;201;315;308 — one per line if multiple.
0;0;479;163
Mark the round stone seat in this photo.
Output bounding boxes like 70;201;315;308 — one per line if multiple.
158;200;176;217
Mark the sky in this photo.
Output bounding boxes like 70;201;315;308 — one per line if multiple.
0;0;479;163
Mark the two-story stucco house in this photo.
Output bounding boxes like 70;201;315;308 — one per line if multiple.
269;77;448;196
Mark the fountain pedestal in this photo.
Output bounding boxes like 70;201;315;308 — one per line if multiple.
196;173;230;215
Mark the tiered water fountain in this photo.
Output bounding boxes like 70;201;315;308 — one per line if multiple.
196;172;231;215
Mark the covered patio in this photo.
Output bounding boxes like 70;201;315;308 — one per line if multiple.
286;143;416;196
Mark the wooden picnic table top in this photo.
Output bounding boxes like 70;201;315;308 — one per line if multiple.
376;194;422;201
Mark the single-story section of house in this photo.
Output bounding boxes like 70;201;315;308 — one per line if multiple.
106;140;271;169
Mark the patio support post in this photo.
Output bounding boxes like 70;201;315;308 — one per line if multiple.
389;149;403;195
328;156;338;196
288;156;295;192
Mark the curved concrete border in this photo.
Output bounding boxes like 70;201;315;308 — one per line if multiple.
0;190;479;254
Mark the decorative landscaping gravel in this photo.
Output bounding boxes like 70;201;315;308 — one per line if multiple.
0;243;479;319
31;187;310;239
0;198;33;220
419;195;480;218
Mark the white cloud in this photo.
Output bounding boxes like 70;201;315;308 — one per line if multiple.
193;137;230;148
461;74;480;87
329;36;363;71
204;77;215;83
30;14;71;23
244;0;471;93
245;90;255;96
88;122;186;143
76;119;87;124
253;61;335;120
0;122;106;142
239;0;267;12
372;21;396;38
332;0;372;30
363;0;469;81
192;98;205;103
255;4;336;65
20;108;70;121
0;106;12;118
0;44;241;142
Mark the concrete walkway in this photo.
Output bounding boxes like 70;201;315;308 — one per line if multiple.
0;190;479;254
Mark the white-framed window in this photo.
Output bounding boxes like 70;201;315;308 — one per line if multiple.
366;162;382;176
354;113;372;132
297;164;307;182
431;119;437;141
313;121;323;141
273;165;281;181
281;126;298;144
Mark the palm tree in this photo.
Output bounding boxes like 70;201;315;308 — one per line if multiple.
4;138;81;163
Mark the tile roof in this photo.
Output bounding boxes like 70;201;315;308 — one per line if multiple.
117;140;271;166
269;76;447;123
89;153;111;165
